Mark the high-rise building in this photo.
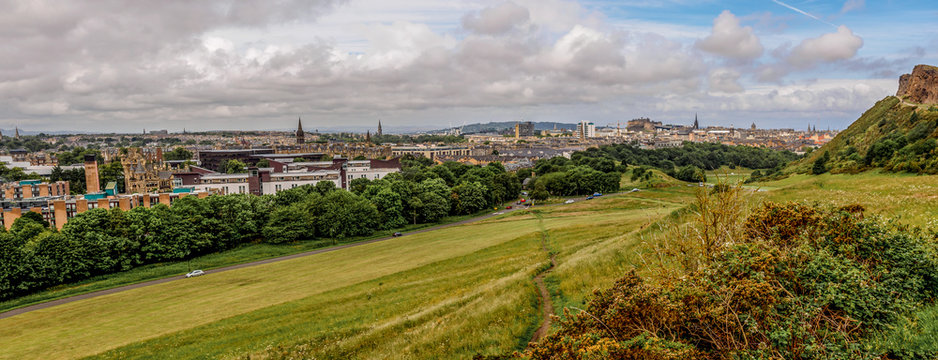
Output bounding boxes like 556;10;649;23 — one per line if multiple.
84;154;100;193
296;117;305;144
514;121;534;138
576;121;595;139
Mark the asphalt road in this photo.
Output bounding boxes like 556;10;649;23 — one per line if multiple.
0;204;533;320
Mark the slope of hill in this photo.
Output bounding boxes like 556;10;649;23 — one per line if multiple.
790;95;938;175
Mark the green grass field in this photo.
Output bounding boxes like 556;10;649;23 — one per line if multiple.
1;171;935;359
0;212;488;314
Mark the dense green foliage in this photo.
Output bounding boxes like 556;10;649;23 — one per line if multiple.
0;159;522;302
527;203;938;359
794;97;938;174
579;142;798;172
55;147;102;166
162;147;193;161
0;135;55;152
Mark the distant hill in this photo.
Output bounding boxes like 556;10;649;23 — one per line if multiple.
789;96;938;175
433;121;577;134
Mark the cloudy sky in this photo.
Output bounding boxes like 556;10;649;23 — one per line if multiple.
2;0;936;133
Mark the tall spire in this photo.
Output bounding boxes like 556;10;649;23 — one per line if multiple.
296;117;305;144
377;119;383;136
693;113;699;130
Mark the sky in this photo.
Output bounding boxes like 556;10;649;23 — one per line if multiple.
1;0;936;133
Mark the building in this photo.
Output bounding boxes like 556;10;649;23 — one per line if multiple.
391;145;470;160
377;120;383;136
296;117;305;144
1;180;69;200
84;154;100;194
197;149;275;172
342;159;401;188
576;121;595;139
627;118;662;132
514;121;534;138
178;158;400;194
122;147;173;194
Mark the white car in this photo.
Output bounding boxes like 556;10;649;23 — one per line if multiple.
185;270;205;278
564;199;575;204
629;188;640;192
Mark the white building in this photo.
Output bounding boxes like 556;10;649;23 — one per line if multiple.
263;169;341;194
343;160;398;183
576;121;596;138
193;173;250;195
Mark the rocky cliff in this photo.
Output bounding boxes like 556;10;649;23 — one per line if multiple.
897;64;938;105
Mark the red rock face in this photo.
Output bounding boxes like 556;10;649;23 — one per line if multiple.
897;64;938;105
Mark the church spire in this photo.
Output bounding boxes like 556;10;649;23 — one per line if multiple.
296;117;305;144
377;119;383;136
693;113;699;130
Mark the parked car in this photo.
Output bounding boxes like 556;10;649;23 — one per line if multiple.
629;188;640;192
586;196;594;200
185;270;205;278
519;199;526;203
392;232;403;237
506;205;512;209
593;192;602;197
564;199;575;204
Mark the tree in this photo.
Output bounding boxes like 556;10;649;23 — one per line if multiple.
226;159;247;174
812;151;830;175
314;181;337;195
418;192;448;223
163;147;193;161
675;165;706;182
349;178;371;195
255;159;270;168
99;161;125;193
451;182;488;214
371;187;406;228
262;203;315;244
353;155;367;160
531;182;549;201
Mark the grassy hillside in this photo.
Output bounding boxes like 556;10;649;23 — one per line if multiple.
790;96;938;174
0;193;687;360
1;172;935;359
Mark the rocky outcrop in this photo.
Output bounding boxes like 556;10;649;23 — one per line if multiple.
897;64;938;105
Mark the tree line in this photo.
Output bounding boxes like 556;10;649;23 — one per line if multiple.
0;157;521;301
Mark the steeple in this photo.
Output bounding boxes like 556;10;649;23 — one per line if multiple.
693;113;699;130
377;120;383;136
296;117;305;144
15;127;19;139
366;130;371;142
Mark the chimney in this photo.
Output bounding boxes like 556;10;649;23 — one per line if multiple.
84;154;100;193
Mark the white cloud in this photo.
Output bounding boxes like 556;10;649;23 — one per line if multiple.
696;10;763;60
462;2;530;35
788;25;863;67
840;0;865;14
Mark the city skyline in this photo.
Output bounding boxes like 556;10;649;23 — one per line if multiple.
1;0;935;133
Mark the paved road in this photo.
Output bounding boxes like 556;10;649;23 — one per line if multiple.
0;205;533;320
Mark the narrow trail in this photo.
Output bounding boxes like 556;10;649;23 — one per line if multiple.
528;212;557;346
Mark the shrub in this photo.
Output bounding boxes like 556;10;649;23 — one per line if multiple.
526;202;938;359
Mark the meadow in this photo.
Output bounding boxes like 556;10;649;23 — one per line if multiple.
1;171;935;359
